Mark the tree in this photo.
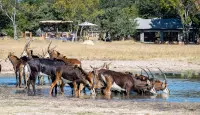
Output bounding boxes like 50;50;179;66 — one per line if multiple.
53;0;100;41
0;11;10;31
161;0;200;43
0;0;18;39
136;0;178;18
17;0;57;34
98;0;138;40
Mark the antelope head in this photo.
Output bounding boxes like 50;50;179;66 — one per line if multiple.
157;68;170;94
91;66;105;91
6;52;15;61
136;66;150;81
47;41;58;58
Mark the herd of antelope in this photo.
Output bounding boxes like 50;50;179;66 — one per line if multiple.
3;40;170;98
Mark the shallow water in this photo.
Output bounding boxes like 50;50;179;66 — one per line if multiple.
0;76;200;102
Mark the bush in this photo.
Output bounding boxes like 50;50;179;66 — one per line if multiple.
2;28;14;37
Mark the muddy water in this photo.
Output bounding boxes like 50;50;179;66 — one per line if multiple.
0;76;200;102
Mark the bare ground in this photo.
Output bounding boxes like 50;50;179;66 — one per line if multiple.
0;86;200;115
0;60;200;114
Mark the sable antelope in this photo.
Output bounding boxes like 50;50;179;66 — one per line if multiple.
22;40;50;85
136;67;170;94
85;62;112;94
53;66;93;97
154;68;169;94
21;40;40;59
47;41;81;67
25;58;73;95
6;52;24;87
91;67;156;96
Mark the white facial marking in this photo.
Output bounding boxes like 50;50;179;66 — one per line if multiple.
150;87;157;95
163;87;170;94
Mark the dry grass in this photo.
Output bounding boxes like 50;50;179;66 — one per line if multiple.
0;38;200;62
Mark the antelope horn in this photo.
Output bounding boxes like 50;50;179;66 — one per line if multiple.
42;49;45;57
146;67;155;80
101;63;106;68
137;66;149;78
90;65;94;69
20;40;32;57
42;49;48;57
158;68;167;83
47;41;52;52
107;62;112;66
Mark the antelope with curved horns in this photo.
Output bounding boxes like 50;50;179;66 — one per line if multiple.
47;41;81;67
91;66;156;96
157;68;170;94
136;67;170;94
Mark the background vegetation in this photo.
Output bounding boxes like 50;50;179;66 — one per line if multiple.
0;0;200;41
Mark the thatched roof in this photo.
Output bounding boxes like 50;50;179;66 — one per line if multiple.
40;20;73;24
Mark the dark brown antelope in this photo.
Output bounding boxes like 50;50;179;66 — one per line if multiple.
136;67;170;94
47;41;81;67
51;65;93;97
25;58;72;95
91;66;156;96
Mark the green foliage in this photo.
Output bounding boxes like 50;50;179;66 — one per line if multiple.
99;0;138;39
160;0;200;42
0;11;10;30
136;0;178;18
0;0;199;39
17;1;57;33
2;27;13;37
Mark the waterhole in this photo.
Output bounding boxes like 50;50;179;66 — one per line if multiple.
0;76;200;102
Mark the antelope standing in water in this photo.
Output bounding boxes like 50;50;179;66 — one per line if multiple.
6;52;24;87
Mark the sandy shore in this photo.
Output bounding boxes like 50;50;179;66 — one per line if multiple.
1;59;200;74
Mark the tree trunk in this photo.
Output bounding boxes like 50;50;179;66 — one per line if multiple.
80;26;83;41
13;23;17;40
73;26;79;42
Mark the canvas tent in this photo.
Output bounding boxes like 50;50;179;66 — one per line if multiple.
78;21;98;39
